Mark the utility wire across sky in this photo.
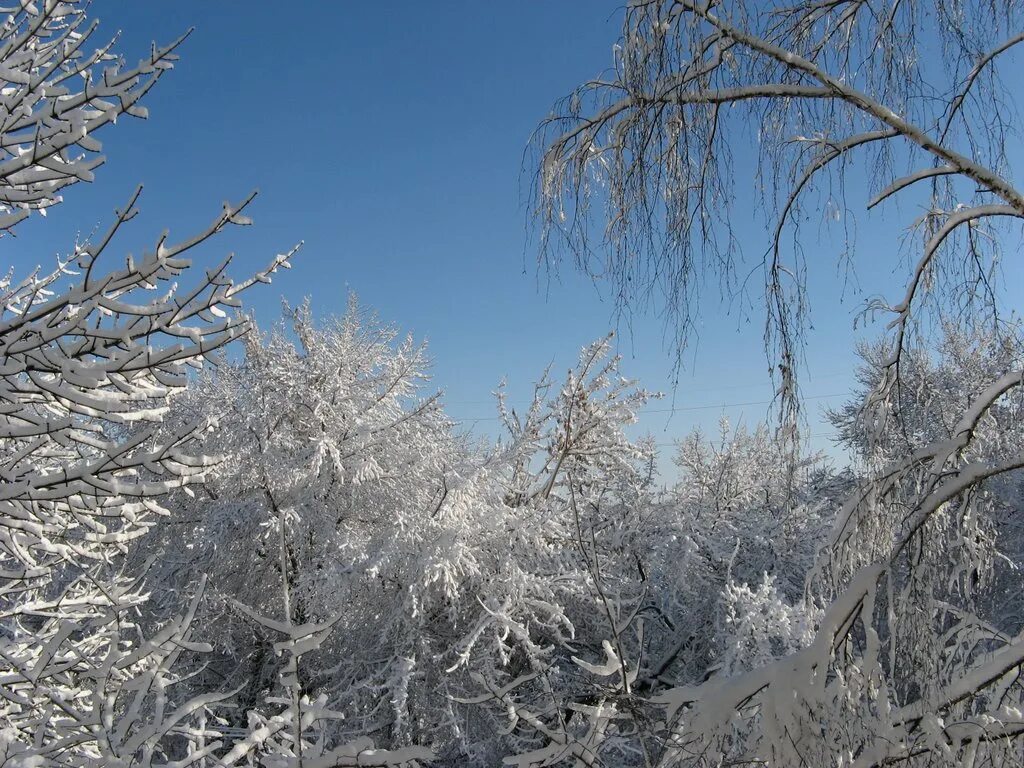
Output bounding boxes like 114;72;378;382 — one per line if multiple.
448;392;850;424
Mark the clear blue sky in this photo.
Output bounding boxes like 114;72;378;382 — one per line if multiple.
4;3;1020;475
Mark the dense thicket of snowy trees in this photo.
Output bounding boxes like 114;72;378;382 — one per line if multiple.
1;1;1023;767
125;302;847;766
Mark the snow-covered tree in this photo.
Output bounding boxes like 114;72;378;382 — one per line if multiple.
534;0;1024;429
136;321;671;764
481;414;839;767
0;189;291;591
672;420;834;598
131;299;470;748
533;0;1024;764
831;320;1024;659
0;1;183;230
0;3;417;765
0;185;298;763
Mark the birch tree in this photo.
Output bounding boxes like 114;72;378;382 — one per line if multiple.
533;0;1024;764
534;0;1023;426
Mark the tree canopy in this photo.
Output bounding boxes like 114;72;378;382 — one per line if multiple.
2;1;1024;766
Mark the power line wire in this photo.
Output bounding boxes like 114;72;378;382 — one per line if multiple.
440;372;852;407
449;392;850;423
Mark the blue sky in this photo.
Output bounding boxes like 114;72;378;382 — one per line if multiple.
5;3;1020;476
